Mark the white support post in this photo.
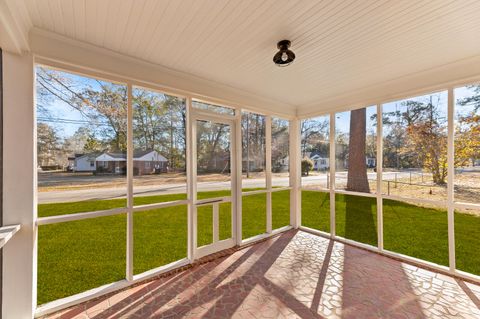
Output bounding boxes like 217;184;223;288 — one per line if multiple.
126;84;134;281
447;87;455;272
186;97;196;260
2;52;36;319
213;203;219;243
266;116;272;233
376;104;384;251
329;113;336;237
290;119;301;228
235;111;243;245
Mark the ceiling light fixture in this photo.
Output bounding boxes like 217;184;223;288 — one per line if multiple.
273;40;295;67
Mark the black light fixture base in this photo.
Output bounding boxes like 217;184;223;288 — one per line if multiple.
273;40;295;67
277;40;291;50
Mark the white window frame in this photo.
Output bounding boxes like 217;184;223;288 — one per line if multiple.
33;62;296;317
298;87;480;287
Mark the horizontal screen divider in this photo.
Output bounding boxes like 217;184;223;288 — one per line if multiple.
269;187;292;193
132;200;190;212
195;196;231;205
382;195;447;207
300;188;329;193
333;189;377;198
37;207;128;226
241;189;269;196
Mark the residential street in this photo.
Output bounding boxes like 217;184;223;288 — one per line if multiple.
38;171;417;204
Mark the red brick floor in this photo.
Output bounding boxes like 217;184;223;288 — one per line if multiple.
44;230;480;319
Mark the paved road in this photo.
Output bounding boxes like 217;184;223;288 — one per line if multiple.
38;171;419;204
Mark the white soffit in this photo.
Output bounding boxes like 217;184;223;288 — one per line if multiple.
4;0;480;115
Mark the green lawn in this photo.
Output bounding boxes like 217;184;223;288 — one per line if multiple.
301;191;480;276
38;190;480;305
38;189;286;304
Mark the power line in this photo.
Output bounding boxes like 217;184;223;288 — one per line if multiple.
37;117;111;127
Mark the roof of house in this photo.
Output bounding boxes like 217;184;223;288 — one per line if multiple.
74;149;168;162
75;152;103;161
133;149;156;158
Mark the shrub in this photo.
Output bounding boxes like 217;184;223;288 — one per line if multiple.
301;158;313;176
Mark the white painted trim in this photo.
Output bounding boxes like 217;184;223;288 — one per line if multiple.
131;258;190;282
35;258;190;318
299;226;332;239
191;108;237;258
213;203;219;243
235;111;243;246
334;189;377;199
195;197;231;206
2;52;36;319
271;225;293;235
37;201;190;226
195;238;235;259
186;97;195;261
126;84;134;281
240;233;270;246
294;119;302;229
241;190;268;196
37;208;127;226
190;108;236;123
0;224;21;248
300;188;329;194
266;116;272;233
290;119;301;228
329;113;336;236
376;104;384;251
240;224;294;247
270;187;293;193
447;87;455;272
382;195;447;208
132;200;190;213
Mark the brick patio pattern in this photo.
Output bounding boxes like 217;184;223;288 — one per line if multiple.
43;230;480;318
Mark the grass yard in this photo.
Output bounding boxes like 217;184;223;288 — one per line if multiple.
38;190;480;305
301;191;480;276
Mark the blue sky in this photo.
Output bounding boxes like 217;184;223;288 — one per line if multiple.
37;67;478;141
36;67;124;139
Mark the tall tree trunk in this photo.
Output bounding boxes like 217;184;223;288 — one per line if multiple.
347;108;370;193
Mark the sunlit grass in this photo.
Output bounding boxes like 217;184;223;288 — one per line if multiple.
38;190;480;305
301;191;480;277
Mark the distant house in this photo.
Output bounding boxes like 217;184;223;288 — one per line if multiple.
71;150;168;175
273;155;289;172
342;154;377;169
133;149;168;175
72;152;102;172
310;154;329;171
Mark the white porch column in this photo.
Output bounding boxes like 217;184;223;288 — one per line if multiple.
2;52;36;319
290;119;301;228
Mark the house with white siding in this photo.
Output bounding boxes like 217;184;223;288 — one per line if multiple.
72;150;168;175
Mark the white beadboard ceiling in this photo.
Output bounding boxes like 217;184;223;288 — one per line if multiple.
3;0;480;112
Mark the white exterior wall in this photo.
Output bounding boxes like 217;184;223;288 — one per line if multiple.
2;52;36;319
312;157;329;170
74;156;96;172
